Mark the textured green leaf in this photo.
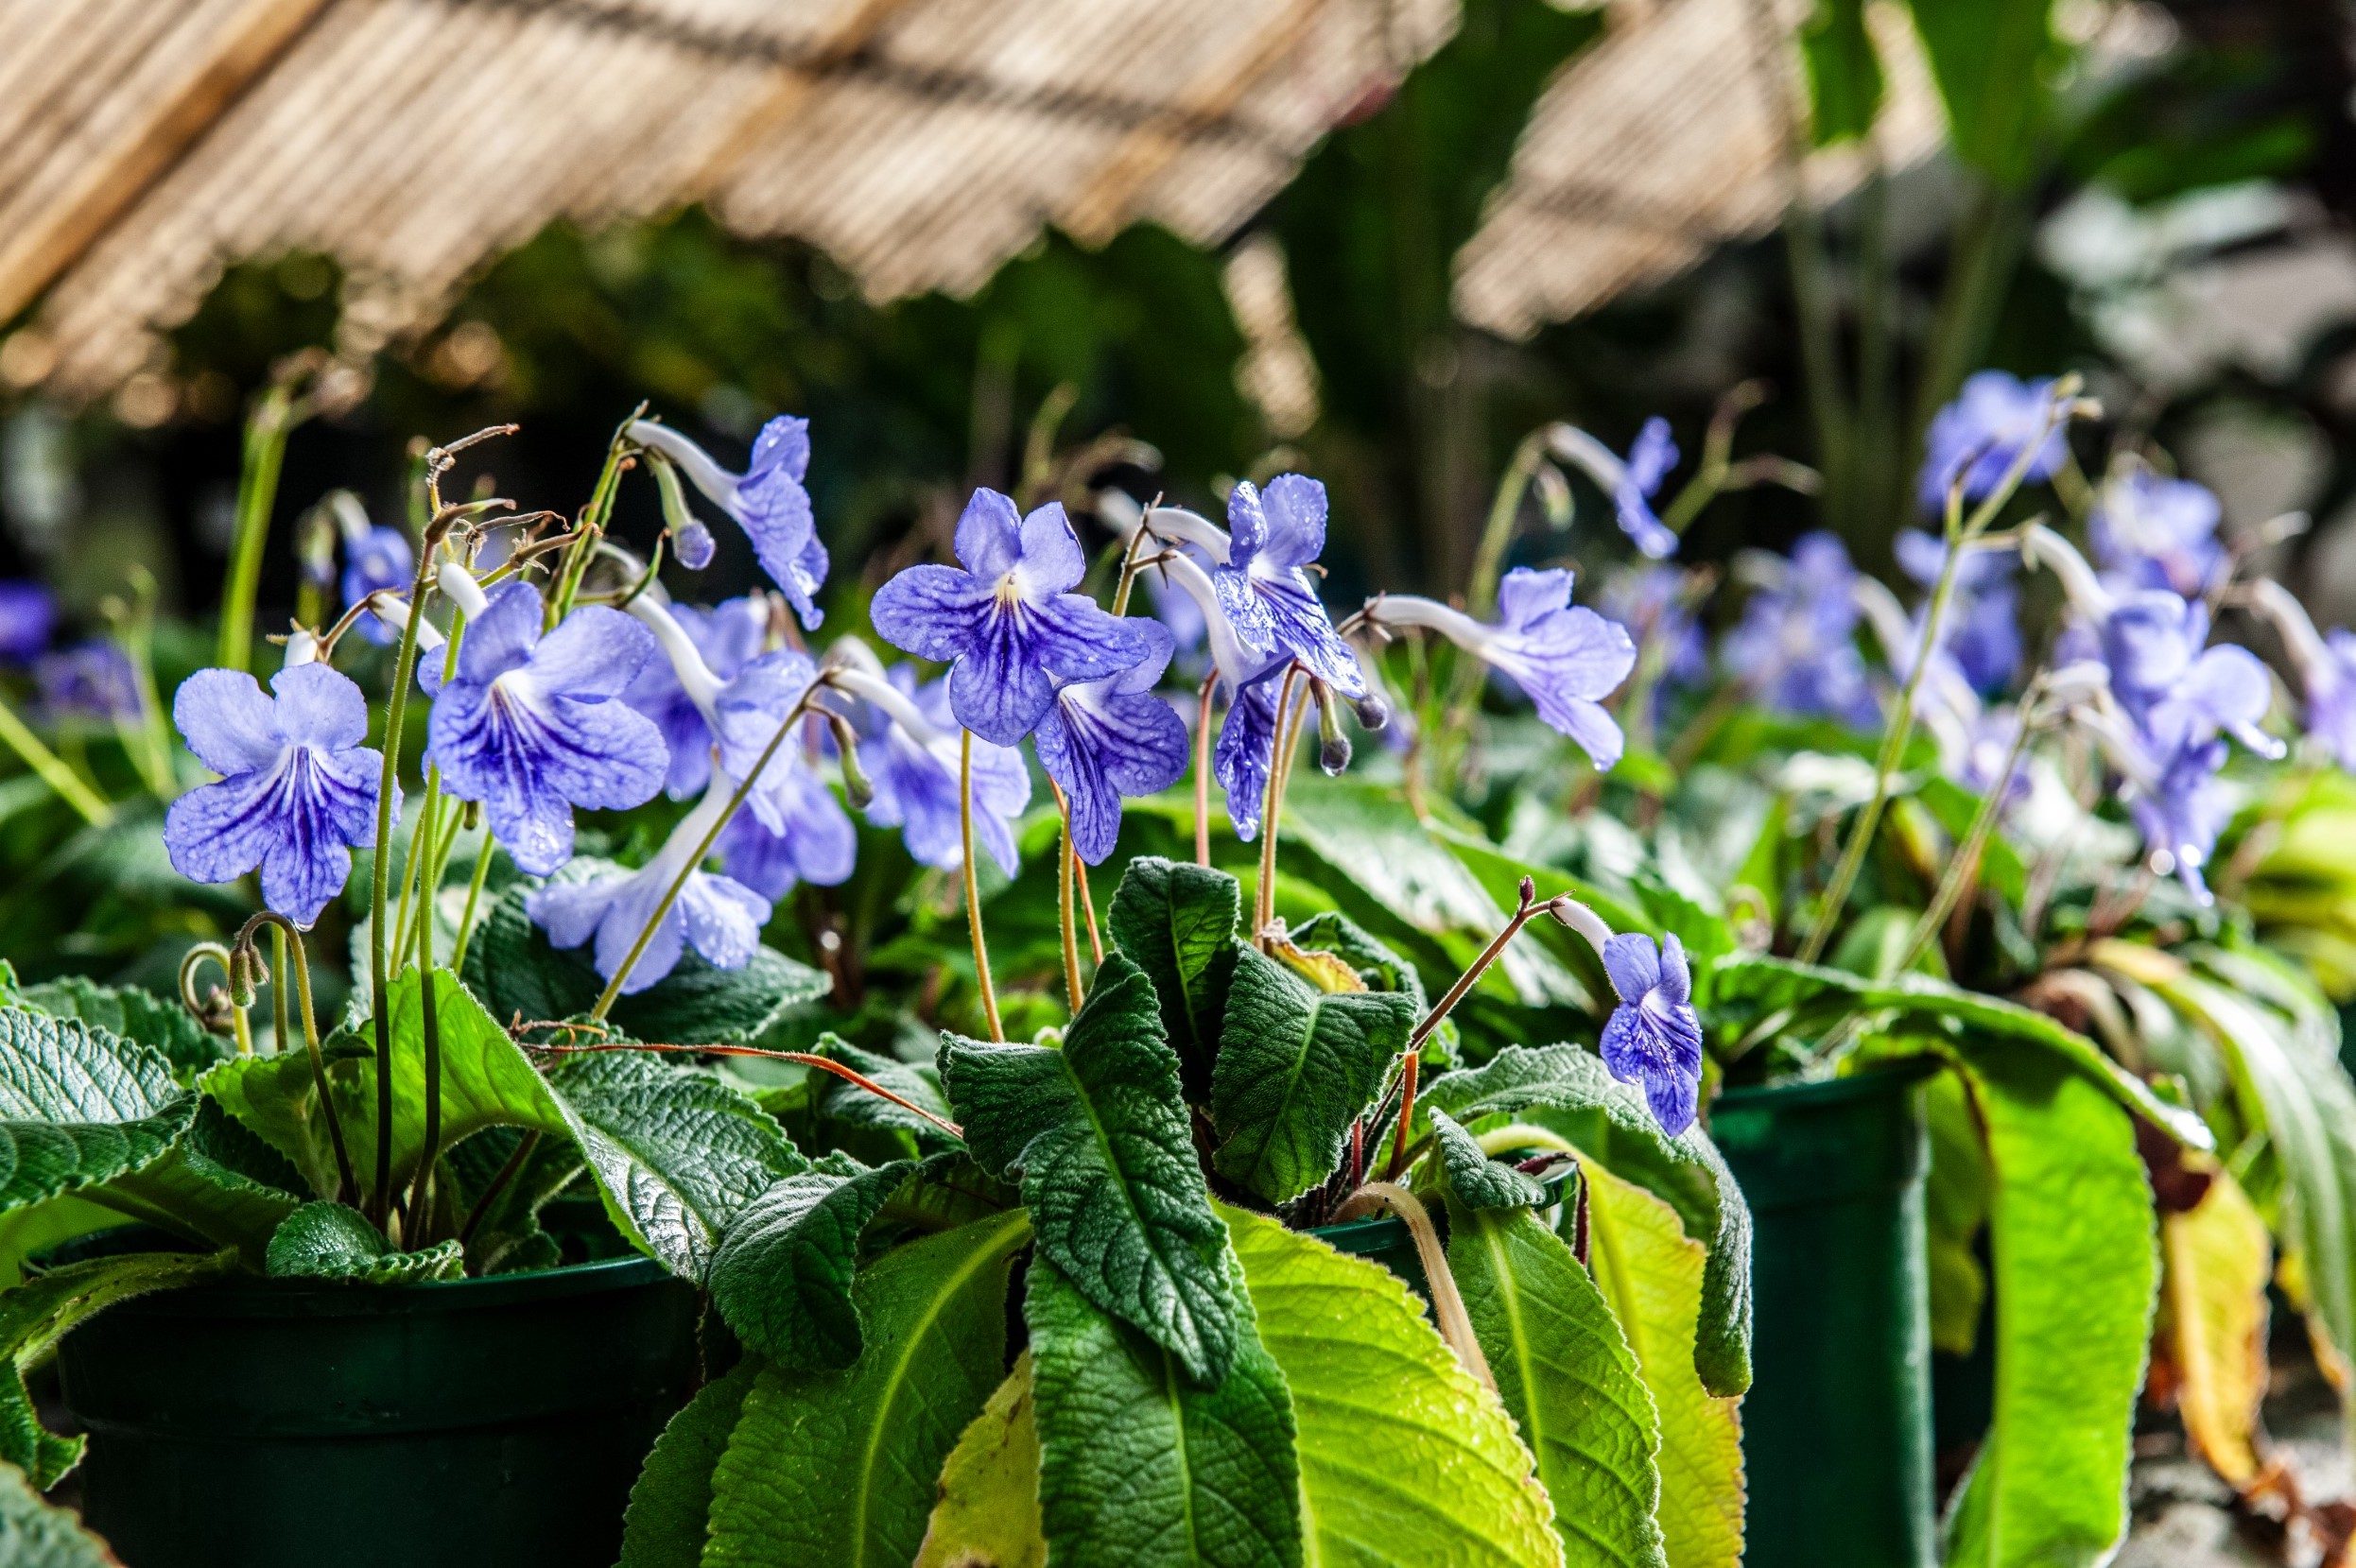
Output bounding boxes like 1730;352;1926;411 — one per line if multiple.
1427;1106;1548;1210
18;977;225;1078
805;1034;956;1146
0;1008;194;1216
704;1210;1031;1568
617;1358;758;1568
1108;856;1242;1101
1801;0;1883;143
1448;1202;1668;1568
1926;1043;2154;1568
1577;1161;1744;1568
1424;1045;1753;1397
444;1125;583;1276
940;953;1237;1385
92;1102;303;1266
463;877;830;1045
1027;1257;1299;1568
264;1200;462;1283
543;1050;805;1280
1210;944;1412;1204
0;1247;237;1489
0;1457;121;1565
706;1157;913;1370
1221;1205;1562;1568
915;1354;1047;1568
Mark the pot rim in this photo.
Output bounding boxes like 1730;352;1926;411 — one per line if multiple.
1713;1055;1942;1113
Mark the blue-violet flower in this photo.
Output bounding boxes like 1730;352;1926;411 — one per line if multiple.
1917;370;2068;514
630;417;829;629
1214;475;1367;698
1599;931;1703;1136
1034;619;1189;863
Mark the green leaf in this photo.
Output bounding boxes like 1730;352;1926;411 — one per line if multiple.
1448;1202;1669;1568
703;1210;1031;1568
1802;0;1884;146
462;876;829;1045
1210;944;1413;1204
1221;1204;1561;1568
1905;0;2058;185
706;1157;913;1370
1107;856;1241;1101
1577;1160;1745;1568
1925;1069;1990;1356
1027;1258;1300;1568
0;1008;195;1217
445;1125;582;1277
0;1456;121;1566
1909;1042;2154;1568
543;1050;805;1280
1423;1045;1753;1397
618;1358;759;1568
92;1102;303;1266
805;1035;956;1146
940;953;1237;1386
17;976;226;1078
264;1200;463;1283
1427;1106;1548;1210
915;1354;1048;1568
0;1246;237;1489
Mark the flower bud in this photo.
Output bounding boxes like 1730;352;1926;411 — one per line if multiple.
1351;692;1391;732
648;452;715;570
1313;681;1351;775
229;946;262;1010
827;712;875;810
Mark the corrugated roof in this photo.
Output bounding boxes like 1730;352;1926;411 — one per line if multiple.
1452;0;1944;340
3;0;1452;398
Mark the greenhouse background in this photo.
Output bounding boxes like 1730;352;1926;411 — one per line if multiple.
5;0;2356;1564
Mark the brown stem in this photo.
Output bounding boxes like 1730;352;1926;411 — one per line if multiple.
1382;879;1546;1180
1049;778;1084;1014
1194;669;1219;867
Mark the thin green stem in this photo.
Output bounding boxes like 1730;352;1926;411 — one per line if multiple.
1193;670;1218;868
368;536;438;1228
450;827;495;974
1051;778;1083;1015
1897;685;2042;974
406;876;442;1246
217;386;300;673
1255;665;1305;941
0;693;111;825
237;913;355;1204
960;729;1005;1042
271;927;290;1058
394;770;442;968
549;413;639;628
1464;432;1547;618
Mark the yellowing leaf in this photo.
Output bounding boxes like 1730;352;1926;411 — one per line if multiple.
2164;1169;2271;1486
1577;1158;1744;1568
915;1353;1047;1568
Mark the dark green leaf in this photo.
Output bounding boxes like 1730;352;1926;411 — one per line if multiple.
1905;0;2059;185
1107;855;1241;1101
1423;1044;1754;1396
0;1008;195;1215
1026;1258;1300;1568
0;1456;120;1564
544;1051;806;1280
93;1110;304;1266
264;1200;462;1283
706;1157;914;1370
1802;0;1884;144
0;1246;237;1488
463;876;830;1045
703;1210;1031;1568
445;1125;582;1277
1210;944;1413;1204
940;952;1237;1385
17;977;226;1078
1427;1106;1548;1211
619;1358;759;1568
806;1035;956;1146
1448;1202;1670;1568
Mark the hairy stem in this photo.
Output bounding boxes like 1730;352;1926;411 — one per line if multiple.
1255;665;1305;942
406;871;442;1245
457;1130;538;1254
532;1040;962;1138
1193;670;1218;868
960;729;1005;1042
1050;778;1083;1015
1383;883;1544;1180
239;913;355;1204
449;827;496;974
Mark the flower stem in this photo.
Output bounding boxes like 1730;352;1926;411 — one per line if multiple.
549;412;638;629
1074;853;1103;964
238;913;355;1205
1897;684;2040;974
217;381;302;673
960;729;1005;1042
457;1130;537;1254
529;1041;963;1139
1383;879;1545;1181
0;693;111;825
1193;670;1218;868
270;927;290;1057
1464;431;1547;619
394;770;442;967
450;826;496;974
1255;665;1305;942
1050;778;1084;1015
406;901;442;1246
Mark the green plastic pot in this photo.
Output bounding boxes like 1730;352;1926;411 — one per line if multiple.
1711;1060;1938;1568
53;1243;699;1568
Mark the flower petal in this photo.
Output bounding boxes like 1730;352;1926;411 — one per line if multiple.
527;872;620;952
529;606;657;700
1250;574;1367;698
1495;568;1571;633
1013;503;1086;596
1256;474;1328;569
1600;932;1661;1006
679;872;771;971
172;668;284;776
871;564;991;663
953;489;1024;578
749;415;810;482
458;581;545;686
269;663;371;753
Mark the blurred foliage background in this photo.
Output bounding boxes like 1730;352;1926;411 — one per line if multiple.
3;0;2353;654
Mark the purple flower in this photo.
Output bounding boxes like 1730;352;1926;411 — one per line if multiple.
849;664;1030;875
1598;932;1703;1136
1549;422;1681;560
37;642;140;723
710;647;857;887
630;417;829;629
1724;532;1877;727
2126;733;2232;901
1917;371;2068;515
0;581;57;662
1599;565;1706;688
1212;661;1289;843
2099;591;2279;758
1034;620;1189;864
2090;468;2224;598
164;663;387;924
622;596;769;800
1360;567;1636;767
1214;475;1366;698
337;497;416;647
1894;529;2021;695
871;489;1151;748
525;784;770;994
424;581;668;875
2302;629;2356;769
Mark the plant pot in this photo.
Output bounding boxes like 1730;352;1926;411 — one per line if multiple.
1710;1060;1938;1568
52;1243;700;1568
